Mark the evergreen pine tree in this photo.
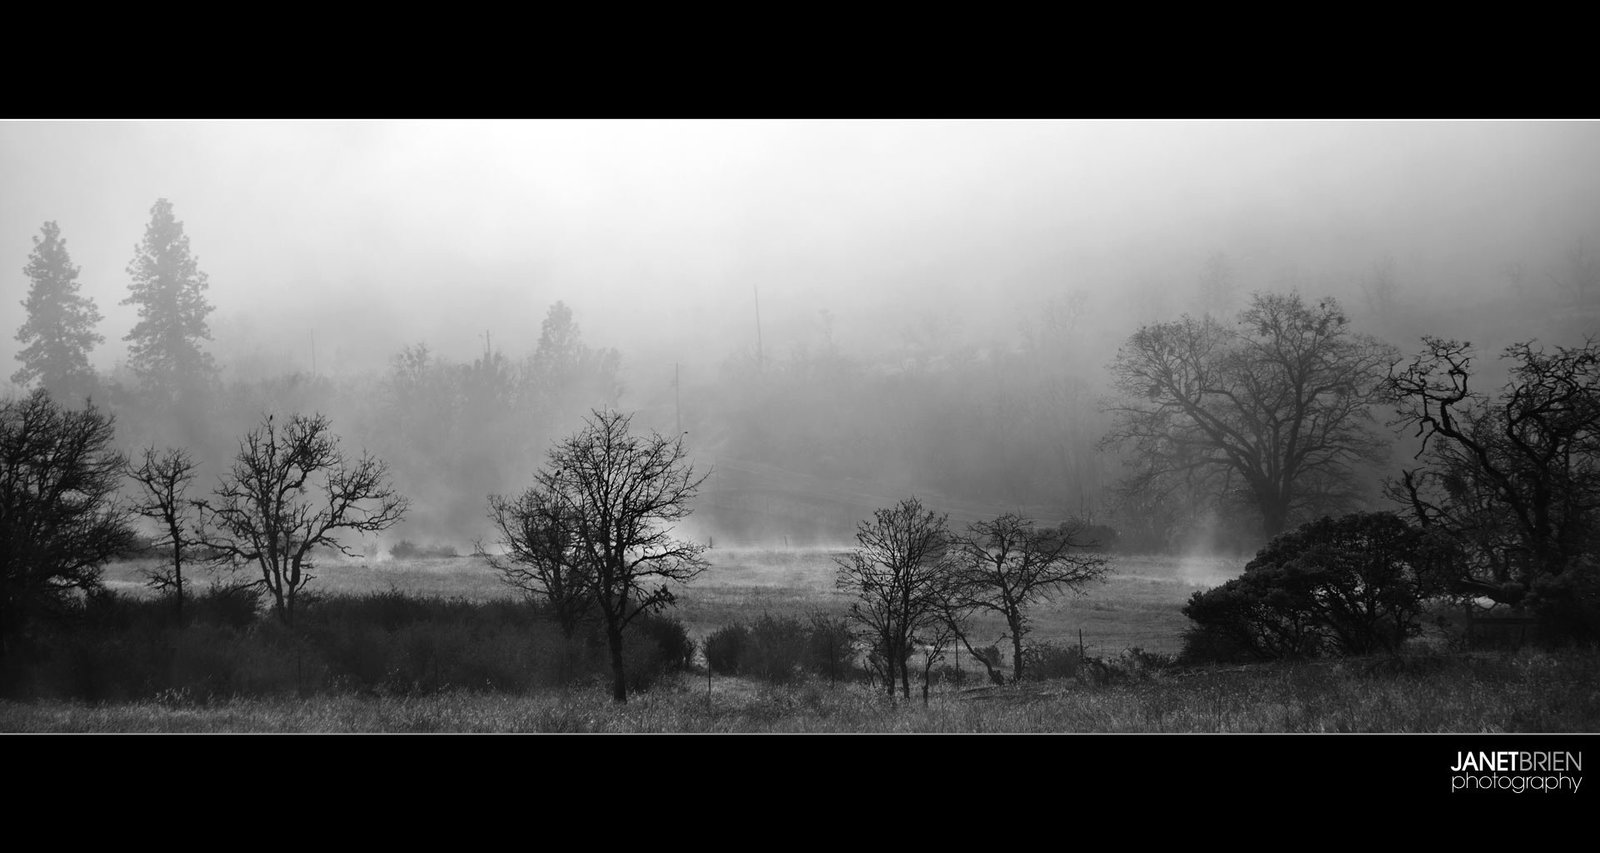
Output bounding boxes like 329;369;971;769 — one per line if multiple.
121;198;216;398
13;221;103;399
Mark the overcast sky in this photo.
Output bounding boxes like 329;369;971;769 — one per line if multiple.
3;119;1597;387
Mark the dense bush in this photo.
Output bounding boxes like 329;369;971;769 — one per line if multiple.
743;613;809;684
1021;642;1085;680
703;623;748;675
1181;513;1456;663
0;589;696;702
806;613;856;682
631;612;696;675
1528;555;1600;646
183;583;263;629
705;613;864;684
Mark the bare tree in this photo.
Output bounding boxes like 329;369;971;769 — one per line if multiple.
1384;337;1600;608
196;413;408;624
478;486;593;639
949;513;1110;682
535;409;709;703
835;496;953;700
126;446;199;624
1103;292;1397;540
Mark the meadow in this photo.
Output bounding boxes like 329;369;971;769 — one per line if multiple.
5;547;1598;733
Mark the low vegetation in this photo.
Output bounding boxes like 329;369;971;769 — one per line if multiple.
3;645;1595;733
2;548;1595;732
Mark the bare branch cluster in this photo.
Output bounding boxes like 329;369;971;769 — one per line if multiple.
947;513;1109;682
0;390;134;653
196;413;408;623
1102;292;1397;539
1384;336;1600;604
126;446;199;622
835;497;954;700
479;487;593;638
484;408;708;702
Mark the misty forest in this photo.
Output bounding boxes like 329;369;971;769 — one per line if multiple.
1;120;1597;732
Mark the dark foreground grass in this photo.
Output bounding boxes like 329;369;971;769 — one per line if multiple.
5;647;1597;732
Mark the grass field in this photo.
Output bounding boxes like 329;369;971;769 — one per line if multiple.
99;546;1227;661
14;547;1592;733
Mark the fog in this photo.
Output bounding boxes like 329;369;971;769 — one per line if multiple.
4;119;1597;550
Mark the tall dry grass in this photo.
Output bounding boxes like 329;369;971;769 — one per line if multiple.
5;647;1596;732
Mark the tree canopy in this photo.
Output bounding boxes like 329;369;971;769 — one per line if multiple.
529;409;708;702
197;413;408;623
0;390;134;655
835;496;953;699
1104;292;1396;541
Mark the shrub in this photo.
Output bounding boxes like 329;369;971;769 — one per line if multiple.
704;614;842;684
806;613;856;682
1021;642;1084;681
703;623;748;675
184;582;262;629
744;613;809;684
632;612;695;674
1528;555;1600;647
390;540;459;559
1181;512;1455;662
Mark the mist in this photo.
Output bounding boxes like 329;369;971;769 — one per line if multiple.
4;119;1597;552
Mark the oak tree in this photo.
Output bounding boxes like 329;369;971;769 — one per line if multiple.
835;496;953;700
197;413;407;623
0;391;135;655
479;486;594;639
948;513;1109;682
1385;337;1600;621
1103;292;1396;540
533;409;708;703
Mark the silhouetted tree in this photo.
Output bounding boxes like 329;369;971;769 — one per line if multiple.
1103;292;1396;541
122;198;216;401
1385;337;1600;630
835;497;953;700
533;409;708;703
13;222;102;401
0;390;135;656
949;513;1110;682
479;486;593;638
126;446;199;624
197;413;407;624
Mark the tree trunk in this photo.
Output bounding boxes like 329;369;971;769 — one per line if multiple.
882;635;897;698
1010;624;1026;683
1261;497;1290;540
172;555;184;627
607;622;628;703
